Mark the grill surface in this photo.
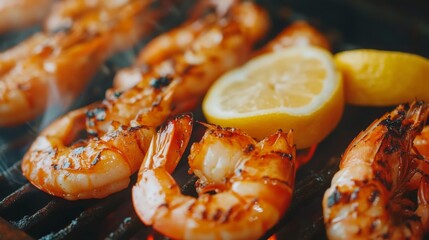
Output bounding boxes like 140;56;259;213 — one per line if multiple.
1;0;429;239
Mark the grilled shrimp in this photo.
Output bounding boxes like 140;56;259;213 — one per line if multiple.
112;0;270;99
22;1;269;200
413;126;429;233
323;101;429;240
0;0;54;33
45;0;166;55
132;117;296;240
21;107;155;200
21;80;175;200
0;31;108;127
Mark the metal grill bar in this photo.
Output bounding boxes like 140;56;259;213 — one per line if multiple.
260;161;338;239
0;161;25;197
39;190;130;240
106;215;144;240
11;199;67;231
0;184;37;214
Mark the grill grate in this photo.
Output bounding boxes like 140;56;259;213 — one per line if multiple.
0;155;337;239
1;0;429;239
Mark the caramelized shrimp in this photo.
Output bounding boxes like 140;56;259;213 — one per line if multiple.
0;0;54;33
21;80;175;200
133;118;296;240
113;0;270;98
0;31;108;127
46;0;167;55
21;107;155;200
323;101;429;239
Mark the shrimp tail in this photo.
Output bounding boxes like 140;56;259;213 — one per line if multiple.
140;113;193;173
133;113;193;225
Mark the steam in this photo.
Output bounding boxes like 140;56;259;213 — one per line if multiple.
39;76;67;130
0;140;26;185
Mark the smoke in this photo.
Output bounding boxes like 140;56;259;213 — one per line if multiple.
0;140;26;186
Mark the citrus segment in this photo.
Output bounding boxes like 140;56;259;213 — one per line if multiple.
203;46;344;149
335;49;429;106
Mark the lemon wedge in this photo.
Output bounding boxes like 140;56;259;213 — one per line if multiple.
335;49;429;106
203;46;344;149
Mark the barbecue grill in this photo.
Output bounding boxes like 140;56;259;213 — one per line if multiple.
1;0;429;239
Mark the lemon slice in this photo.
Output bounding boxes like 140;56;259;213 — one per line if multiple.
335;49;429;106
203;46;344;149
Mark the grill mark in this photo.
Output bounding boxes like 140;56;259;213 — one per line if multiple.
261;176;292;188
243;144;255;154
150;76;172;89
213;209;222;222
370;221;377;233
128;126;143;132
273;151;293;160
221;206;234;223
374;170;392;190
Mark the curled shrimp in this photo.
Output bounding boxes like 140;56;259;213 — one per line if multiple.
0;30;108;127
0;0;54;33
132;118;296;240
21;80;175;200
21;106;155;200
323;101;429;239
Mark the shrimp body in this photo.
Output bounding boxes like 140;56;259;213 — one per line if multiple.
21;81;174;200
46;0;165;55
112;1;270;104
0;31;108;126
133;118;296;240
0;0;54;33
323;101;429;239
